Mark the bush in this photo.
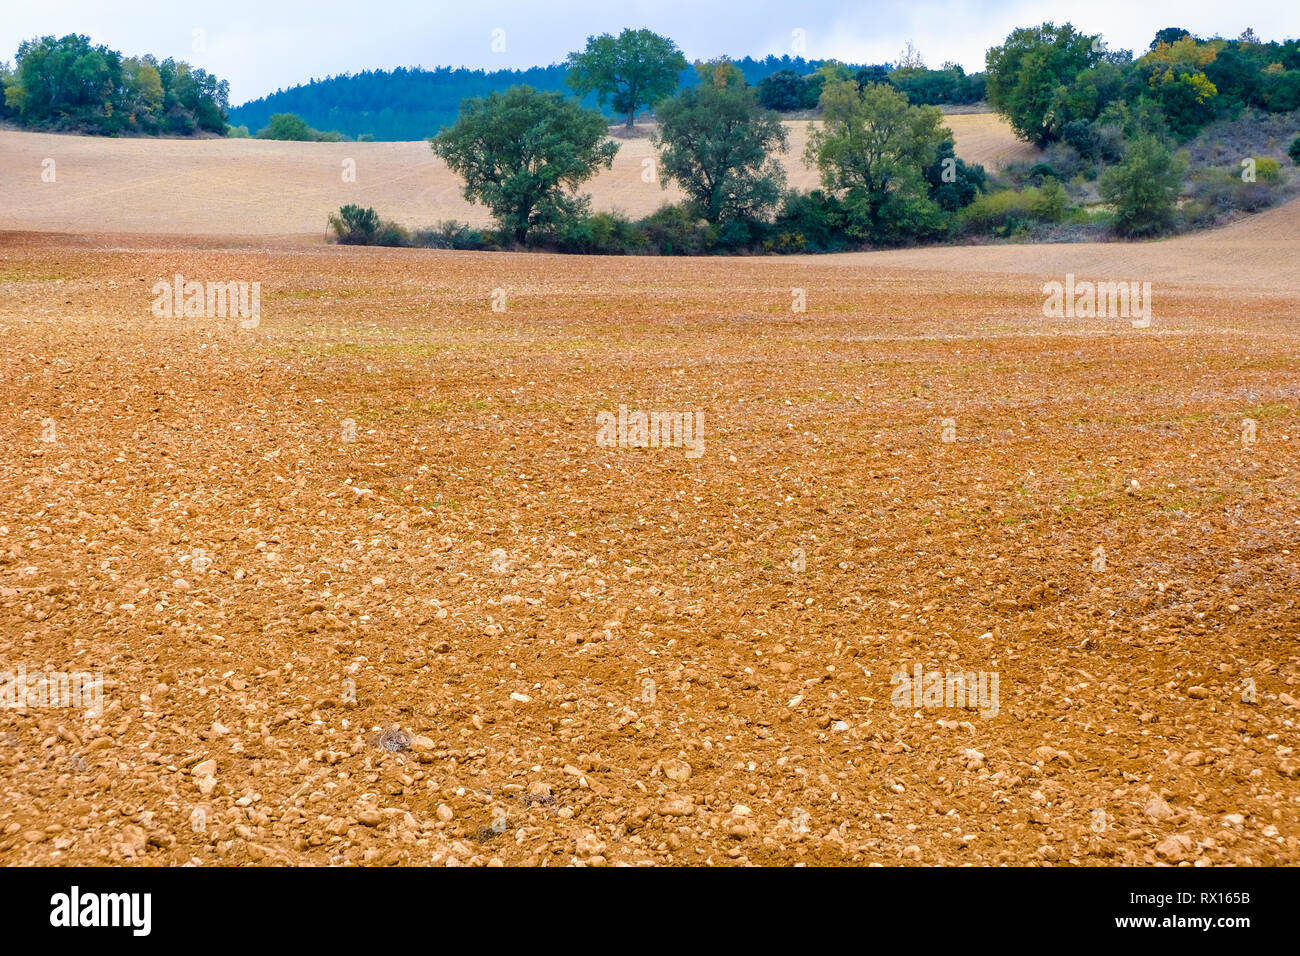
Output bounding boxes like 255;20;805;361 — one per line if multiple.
1026;162;1063;184
257;112;344;141
1182;163;1284;225
327;204;380;243
553;211;646;254
411;221;495;251
1028;178;1069;221
1098;134;1186;237
924;140;987;210
771;190;854;252
1290;136;1300;165
640;204;716;255
1253;156;1283;184
372;221;411;247
960;183;1070;235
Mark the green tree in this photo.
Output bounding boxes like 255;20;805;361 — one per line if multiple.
566;28;687;127
924;139;986;210
122;57;164;130
650;60;788;226
257;112;315;140
6;34;124;129
805;80;949;242
985;22;1102;146
431;85;618;243
1098;134;1185;236
757;70;806;111
1150;28;1192;50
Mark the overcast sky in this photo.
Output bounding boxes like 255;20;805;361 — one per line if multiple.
4;0;1297;105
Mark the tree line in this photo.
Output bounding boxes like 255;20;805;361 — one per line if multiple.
332;24;1299;254
0;34;229;135
234;53;989;141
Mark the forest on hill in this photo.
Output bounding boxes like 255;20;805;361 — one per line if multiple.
229;57;840;140
227;55;986;140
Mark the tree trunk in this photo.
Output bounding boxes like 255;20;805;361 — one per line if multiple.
626;110;635;129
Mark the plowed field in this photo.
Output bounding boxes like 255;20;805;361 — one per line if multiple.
1;226;1297;866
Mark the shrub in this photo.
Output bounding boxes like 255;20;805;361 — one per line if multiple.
372;220;411;247
1061;119;1097;158
327;204;380;243
1026;162;1063;184
411;220;495;250
1098;135;1186;237
924;140;987;210
771;190;853;252
1290;136;1300;165
1252;156;1283;184
553;211;646;255
960;183;1070;235
258;111;344;141
1029;178;1069;221
258;112;314;140
640;204;716;255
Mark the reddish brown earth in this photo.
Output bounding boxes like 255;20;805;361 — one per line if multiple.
0;230;1297;866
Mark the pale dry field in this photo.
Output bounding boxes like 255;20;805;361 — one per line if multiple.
807;199;1300;294
0;113;1036;235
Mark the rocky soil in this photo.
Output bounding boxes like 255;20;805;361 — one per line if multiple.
0;233;1296;866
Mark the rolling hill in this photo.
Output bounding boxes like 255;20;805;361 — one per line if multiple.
0;112;1038;235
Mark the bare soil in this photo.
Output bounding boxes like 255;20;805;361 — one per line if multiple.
0;224;1297;866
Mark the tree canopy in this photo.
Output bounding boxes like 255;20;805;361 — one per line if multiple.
430;86;618;243
2;34;228;135
984;22;1103;146
805;80;951;243
651;60;789;227
565;28;687;127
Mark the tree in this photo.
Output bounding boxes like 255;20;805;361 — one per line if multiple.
431;86;618;243
122;57;164;130
257;112;315;140
985;22;1103;146
0;60;11;119
1151;28;1192;50
1099;134;1185;236
897;41;927;70
651;60;788;226
3;34;227;136
804;80;949;242
566;28;687;127
6;34;123;129
924;139;986;210
854;65;892;88
757;70;806;111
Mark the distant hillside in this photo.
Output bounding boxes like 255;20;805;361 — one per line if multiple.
228;56;857;141
0;113;1035;234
